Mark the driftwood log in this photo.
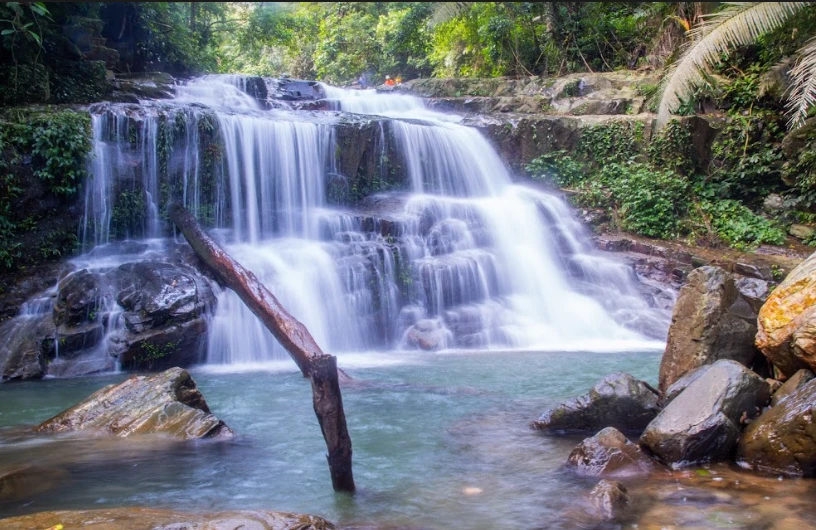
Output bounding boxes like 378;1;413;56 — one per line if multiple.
169;204;355;492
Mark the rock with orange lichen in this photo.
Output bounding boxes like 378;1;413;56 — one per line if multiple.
756;251;816;377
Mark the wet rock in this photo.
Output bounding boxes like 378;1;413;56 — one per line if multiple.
641;360;771;466
113;261;214;329
738;378;816;476
757;250;816;376
44;322;105;359
36;367;233;439
566;427;657;477
771;368;815;407
0;315;52;381
112;317;208;371
736;276;772;314
587;480;630;522
662;365;711;405
0;507;334;530
659;266;759;393
53;269;107;326
404;319;450;351
734;262;774;282
534;373;660;434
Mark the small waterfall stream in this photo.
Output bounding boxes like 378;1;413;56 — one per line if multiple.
24;74;669;374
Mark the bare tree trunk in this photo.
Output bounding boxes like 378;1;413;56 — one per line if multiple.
311;354;355;492
169;204;355;492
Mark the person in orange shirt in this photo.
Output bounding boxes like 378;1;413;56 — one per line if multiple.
384;75;395;86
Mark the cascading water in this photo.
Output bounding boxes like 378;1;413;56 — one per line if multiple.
34;74;669;376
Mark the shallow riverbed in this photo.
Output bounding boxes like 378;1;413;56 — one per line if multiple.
1;350;814;529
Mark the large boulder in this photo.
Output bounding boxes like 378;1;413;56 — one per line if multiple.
756;250;816;376
566;427;657;477
0;508;334;530
738;378;816;476
640;360;771;466
19;258;216;377
534;373;660;434
659;266;759;393
36;367;233;439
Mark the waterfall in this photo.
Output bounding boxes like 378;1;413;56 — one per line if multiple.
66;74;668;373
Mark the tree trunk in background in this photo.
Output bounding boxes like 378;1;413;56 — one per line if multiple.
190;2;198;32
169;203;356;493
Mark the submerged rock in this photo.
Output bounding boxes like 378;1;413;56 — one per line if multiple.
770;368;814;407
756;250;816;377
0;465;67;503
640;360;770;466
36;367;233;439
403;319;451;351
0;507;334;530
534;373;660;434
738;378;816;476
587;480;630;523
659;266;759;393
566;427;657;477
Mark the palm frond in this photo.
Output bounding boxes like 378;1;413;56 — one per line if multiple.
787;37;816;129
657;2;808;127
428;2;472;28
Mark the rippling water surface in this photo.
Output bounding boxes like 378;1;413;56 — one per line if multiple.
2;350;815;529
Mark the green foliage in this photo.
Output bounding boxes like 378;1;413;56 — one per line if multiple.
29;112;92;195
1;109;91;196
0;108;91;270
648;119;696;175
784;125;816;210
576;121;644;165
697;199;786;250
608;163;689;239
111;189;146;239
526;114;787;249
135;340;179;365
525;150;584;187
709;109;785;205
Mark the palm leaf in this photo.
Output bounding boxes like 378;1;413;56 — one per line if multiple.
428;2;472;28
787;37;816;129
657;2;808;127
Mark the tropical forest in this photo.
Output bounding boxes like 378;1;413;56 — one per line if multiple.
1;2;816;529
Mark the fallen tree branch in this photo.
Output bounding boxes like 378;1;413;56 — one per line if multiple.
170;203;323;377
169;203;355;492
